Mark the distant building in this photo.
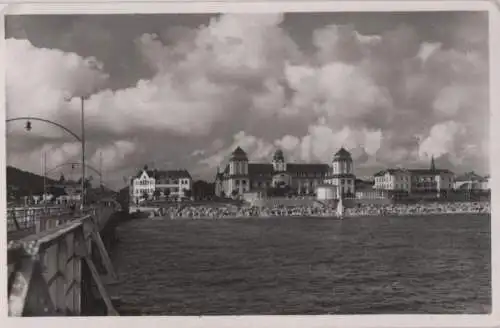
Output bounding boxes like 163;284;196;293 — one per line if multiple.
373;168;412;194
373;156;454;197
155;170;192;199
131;167;192;204
214;146;356;198
454;172;490;191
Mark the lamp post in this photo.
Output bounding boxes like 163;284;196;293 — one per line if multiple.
65;95;89;209
43;151;47;208
7;94;89;210
79;96;86;210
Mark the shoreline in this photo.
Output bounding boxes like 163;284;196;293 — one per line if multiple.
161;210;490;220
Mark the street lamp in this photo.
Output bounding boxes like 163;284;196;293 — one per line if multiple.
8;95;89;210
65;95;89;210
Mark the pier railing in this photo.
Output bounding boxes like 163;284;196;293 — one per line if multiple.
7;207;119;316
7;206;99;232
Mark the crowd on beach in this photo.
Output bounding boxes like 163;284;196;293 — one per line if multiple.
344;201;490;217
155;201;490;219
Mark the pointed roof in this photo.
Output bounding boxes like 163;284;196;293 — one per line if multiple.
230;146;248;161
333;147;352;160
430;155;436;171
273;149;285;161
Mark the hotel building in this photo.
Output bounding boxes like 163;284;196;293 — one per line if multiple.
214;146;356;198
373;157;454;196
131;167;192;203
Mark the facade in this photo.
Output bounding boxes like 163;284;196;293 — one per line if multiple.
154;170;192;199
131;169;156;202
409;169;454;194
215;147;356;198
373;157;454;196
373;169;412;193
131;167;192;203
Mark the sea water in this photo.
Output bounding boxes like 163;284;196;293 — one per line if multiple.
109;214;491;315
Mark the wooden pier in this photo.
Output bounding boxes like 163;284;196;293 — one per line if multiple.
7;202;122;316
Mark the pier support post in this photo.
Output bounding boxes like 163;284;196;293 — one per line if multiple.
9;255;57;316
76;229;118;316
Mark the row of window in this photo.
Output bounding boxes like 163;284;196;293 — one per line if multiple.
134;188;154;195
157;179;190;185
134;187;187;195
376;176;410;183
135;180;154;185
377;176;454;183
332;163;353;173
135;178;190;185
376;184;410;190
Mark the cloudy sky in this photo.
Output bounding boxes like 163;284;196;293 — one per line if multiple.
5;11;489;189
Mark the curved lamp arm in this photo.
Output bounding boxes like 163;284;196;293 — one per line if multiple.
6;117;82;142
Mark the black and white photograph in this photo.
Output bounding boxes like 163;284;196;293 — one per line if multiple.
3;0;497;323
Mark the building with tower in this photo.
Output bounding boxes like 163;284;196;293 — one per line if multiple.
324;147;356;195
214;146;356;199
373;156;454;197
131;166;192;204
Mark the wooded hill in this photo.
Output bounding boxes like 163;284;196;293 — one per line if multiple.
6;166;106;200
7;166;58;198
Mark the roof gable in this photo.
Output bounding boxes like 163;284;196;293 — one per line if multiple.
139;170;151;180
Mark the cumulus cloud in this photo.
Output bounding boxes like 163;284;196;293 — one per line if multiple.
90;140;137;171
7;39;108;119
418;121;467;160
6;13;489;188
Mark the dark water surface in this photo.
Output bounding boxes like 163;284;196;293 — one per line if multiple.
109;214;491;315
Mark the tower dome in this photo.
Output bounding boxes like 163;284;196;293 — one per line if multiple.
230;146;248;161
333;147;352;161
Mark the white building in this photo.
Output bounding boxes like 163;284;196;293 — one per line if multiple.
373;157;454;196
154;170;192;200
131;169;156;202
374;169;412;192
131;167;192;204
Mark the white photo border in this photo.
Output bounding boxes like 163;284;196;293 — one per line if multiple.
0;1;498;328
